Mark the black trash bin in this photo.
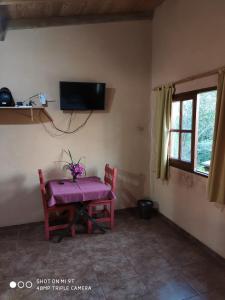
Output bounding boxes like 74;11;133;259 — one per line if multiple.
137;199;153;219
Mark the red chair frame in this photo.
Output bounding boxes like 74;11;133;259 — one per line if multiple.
87;164;117;233
38;169;76;240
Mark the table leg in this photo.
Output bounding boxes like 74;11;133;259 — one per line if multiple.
52;202;106;243
77;203;106;234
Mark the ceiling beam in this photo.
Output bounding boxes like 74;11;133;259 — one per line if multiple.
0;18;6;40
8;12;153;30
0;0;47;4
0;7;8;40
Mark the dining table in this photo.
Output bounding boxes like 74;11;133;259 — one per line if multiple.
46;176;115;242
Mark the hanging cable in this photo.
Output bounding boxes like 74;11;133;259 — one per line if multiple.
39;110;64;137
67;111;73;131
39;109;93;136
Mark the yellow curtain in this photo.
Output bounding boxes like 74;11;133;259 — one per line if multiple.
208;71;225;204
155;85;174;180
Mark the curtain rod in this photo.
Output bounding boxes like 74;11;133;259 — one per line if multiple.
153;65;225;91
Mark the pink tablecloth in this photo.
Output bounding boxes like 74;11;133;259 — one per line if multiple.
47;176;115;207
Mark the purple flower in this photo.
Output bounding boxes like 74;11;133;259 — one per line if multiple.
68;163;85;177
62;150;86;178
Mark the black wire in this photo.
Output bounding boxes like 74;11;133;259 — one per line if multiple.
67;111;73;130
50;110;93;134
39;110;65;137
39;109;93;135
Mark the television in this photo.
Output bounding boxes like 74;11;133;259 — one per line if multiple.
60;81;105;110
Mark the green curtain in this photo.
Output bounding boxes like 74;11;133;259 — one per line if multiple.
208;71;225;204
155;85;174;180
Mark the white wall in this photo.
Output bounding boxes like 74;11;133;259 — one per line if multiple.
151;0;225;258
0;20;151;227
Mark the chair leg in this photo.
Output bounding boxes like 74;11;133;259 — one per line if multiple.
44;213;50;241
69;209;76;238
110;201;115;229
87;205;93;234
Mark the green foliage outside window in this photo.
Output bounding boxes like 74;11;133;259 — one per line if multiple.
170;89;217;175
196;91;217;173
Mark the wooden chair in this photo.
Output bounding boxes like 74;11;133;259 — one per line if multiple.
38;169;76;240
87;164;117;233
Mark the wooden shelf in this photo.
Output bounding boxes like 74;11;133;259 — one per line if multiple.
0;106;52;122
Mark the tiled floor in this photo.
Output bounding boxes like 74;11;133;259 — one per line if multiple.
0;209;225;300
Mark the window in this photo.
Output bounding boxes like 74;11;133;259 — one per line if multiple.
170;87;217;176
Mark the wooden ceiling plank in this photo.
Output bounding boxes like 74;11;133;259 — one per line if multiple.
8;11;153;30
2;0;165;33
78;0;112;15
91;0;149;15
0;0;47;5
0;6;8;40
0;20;6;40
59;0;87;16
51;0;63;16
133;0;165;11
7;1;64;19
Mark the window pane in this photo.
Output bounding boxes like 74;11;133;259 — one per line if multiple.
182;100;192;130
181;133;191;162
195;90;217;174
171;102;180;129
170;132;179;159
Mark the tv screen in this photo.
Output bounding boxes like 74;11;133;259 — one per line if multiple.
60;81;105;110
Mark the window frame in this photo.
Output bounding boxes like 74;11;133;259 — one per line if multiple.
169;86;217;177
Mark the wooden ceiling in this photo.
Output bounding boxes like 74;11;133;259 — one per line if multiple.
0;0;164;40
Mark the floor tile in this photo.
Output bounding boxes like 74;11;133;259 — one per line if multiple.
143;276;197;300
18;223;45;241
0;229;18;241
0;241;17;257
101;276;147;300
93;251;138;282
188;286;225;300
0;211;224;300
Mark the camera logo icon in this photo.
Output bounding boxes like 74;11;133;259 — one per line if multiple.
9;281;33;289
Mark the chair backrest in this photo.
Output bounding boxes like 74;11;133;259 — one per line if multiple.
38;169;48;211
104;164;117;193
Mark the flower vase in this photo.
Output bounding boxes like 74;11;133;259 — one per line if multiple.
72;175;77;182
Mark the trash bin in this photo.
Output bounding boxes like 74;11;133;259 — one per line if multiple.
137;199;153;219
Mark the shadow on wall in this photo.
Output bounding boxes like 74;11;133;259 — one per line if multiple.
116;168;145;209
86;167;99;177
45;166;65;180
171;167;195;189
104;88;115;113
43;149;74;180
0;174;43;227
0;109;50;125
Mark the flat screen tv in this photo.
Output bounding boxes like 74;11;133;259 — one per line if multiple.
60;81;105;110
